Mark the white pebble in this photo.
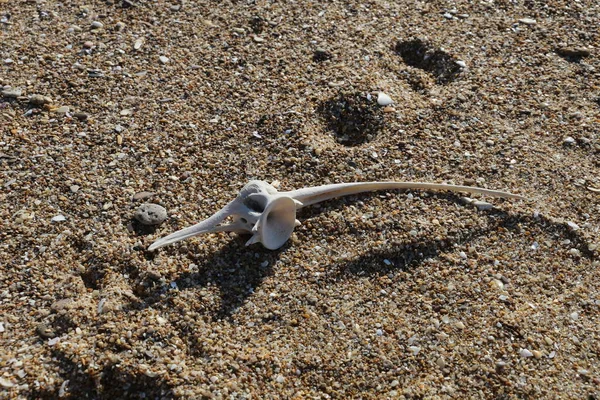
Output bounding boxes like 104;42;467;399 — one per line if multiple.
408;346;421;355
0;322;4;332
456;60;466;68
51;215;66;222
159;55;170;64
97;298;107;315
459;251;467;259
473;200;493;211
568;248;581;257
566;221;580;231
383;259;392;266
377;92;393;106
518;18;537;25
563;136;576;145
91;21;104;29
569;312;579;321
519;348;533;358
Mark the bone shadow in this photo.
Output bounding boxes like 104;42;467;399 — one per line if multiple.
29;348;175;400
130;237;285;319
130;192;594;321
324;207;594;279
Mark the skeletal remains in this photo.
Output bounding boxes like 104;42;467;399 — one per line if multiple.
148;180;525;251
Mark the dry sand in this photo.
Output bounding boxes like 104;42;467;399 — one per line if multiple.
1;0;599;398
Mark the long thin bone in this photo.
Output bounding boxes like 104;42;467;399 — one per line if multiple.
285;181;525;208
148;180;525;251
147;202;238;251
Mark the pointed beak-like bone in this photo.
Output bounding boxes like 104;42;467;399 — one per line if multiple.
148;201;238;251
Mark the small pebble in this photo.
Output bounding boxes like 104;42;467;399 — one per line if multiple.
473;200;493;211
568;248;581;257
159;55;169;64
1;87;22;98
377;92;393;106
134;203;168;225
36;323;55;339
134;38;144;50
456;60;466;68
91;21;104;29
519;348;533;358
132;191;155;201
566;221;579;231
556;47;590;58
55;106;70;114
73;112;89;121
29;94;53;106
83;41;94;49
0;377;15;388
51;215;66;222
518;18;537;25
70;185;80;193
563;136;576;145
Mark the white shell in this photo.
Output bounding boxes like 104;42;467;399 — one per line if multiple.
377;92;393;106
148;180;525;251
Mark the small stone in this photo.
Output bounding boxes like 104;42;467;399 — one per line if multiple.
519;348;533;358
51;215;66;222
456;60;466;68
159;55;169;64
134;203;168;225
454;321;465;329
518;18;537;25
115;21;126;31
436;356;446;368
134;38;144;50
83;41;94;49
70;185;80;193
556;47;590;58
568;248;581;257
29;94;53;106
120;109;133;116
73;112;89;121
377;92;393;106
252;35;264;42
275;375;285;383
313;48;332;62
473;200;493;211
532;350;543;359
2;87;22;98
0;377;15;388
563;136;576;145
408;346;421;355
566;221;579;231
383;106;396;113
91;21;104;29
55;106;70;114
36;323;55;339
132;191;155;201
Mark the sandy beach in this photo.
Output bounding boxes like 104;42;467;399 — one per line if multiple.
1;0;599;398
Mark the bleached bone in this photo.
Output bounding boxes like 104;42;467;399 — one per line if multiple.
148;180;525;251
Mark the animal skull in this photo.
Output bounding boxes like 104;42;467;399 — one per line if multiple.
148;180;525;251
